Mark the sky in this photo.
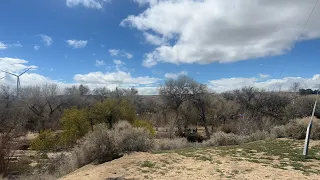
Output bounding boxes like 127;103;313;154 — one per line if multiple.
1;0;320;95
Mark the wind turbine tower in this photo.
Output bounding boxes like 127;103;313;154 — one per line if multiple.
1;68;31;97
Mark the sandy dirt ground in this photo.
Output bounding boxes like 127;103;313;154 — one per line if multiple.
59;150;320;180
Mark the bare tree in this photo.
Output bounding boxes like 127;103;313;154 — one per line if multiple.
21;84;67;131
290;82;301;93
79;84;90;96
64;85;80;96
0;86;15;108
188;81;212;138
0;98;26;176
159;76;193;132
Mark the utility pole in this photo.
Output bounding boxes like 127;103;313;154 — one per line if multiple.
303;90;319;157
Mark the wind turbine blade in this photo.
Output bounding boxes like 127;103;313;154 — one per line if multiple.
1;70;18;77
19;68;32;76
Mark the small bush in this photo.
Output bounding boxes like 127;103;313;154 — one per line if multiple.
133;120;155;136
210;132;245;146
272;117;320;140
30;130;57;151
270;125;287;138
112;121;154;153
73;124;117;166
154;138;189;151
311;124;320;139
248;131;270;141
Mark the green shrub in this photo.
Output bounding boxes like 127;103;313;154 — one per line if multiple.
30;130;57;151
133;120;155;136
60;107;90;146
88;99;137;128
60;99;138;146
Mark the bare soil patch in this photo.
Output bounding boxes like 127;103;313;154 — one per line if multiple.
60;139;320;180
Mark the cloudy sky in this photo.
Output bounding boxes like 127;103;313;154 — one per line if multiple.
1;0;320;95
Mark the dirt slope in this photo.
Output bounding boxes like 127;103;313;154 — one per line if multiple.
59;149;320;180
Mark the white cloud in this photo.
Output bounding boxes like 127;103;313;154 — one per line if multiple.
142;52;158;67
113;59;125;65
0;57;42;87
109;49;120;56
34;45;40;51
39;34;52;46
0;41;23;50
0;42;8;50
66;0;110;9
0;57;38;73
209;75;320;93
259;73;270;79
164;71;188;79
143;32;166;45
66;40;87;48
125;52;133;59
132;0;157;6
123;0;320;67
108;49;133;59
135;86;158;95
74;71;160;88
95;60;105;67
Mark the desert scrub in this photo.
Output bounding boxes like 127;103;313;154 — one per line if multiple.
56;121;154;176
30;130;58;151
133;120;155;136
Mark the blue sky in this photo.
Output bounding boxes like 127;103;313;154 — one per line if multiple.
1;0;320;94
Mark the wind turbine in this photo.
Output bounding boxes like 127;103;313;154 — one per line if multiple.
1;68;32;97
